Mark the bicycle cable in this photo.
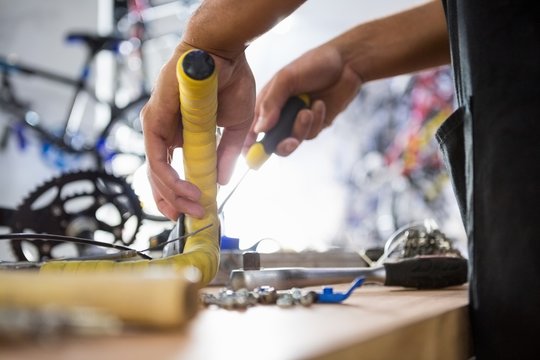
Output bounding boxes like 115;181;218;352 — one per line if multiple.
0;223;215;263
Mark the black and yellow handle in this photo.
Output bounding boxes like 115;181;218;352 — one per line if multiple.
245;94;310;170
40;49;221;286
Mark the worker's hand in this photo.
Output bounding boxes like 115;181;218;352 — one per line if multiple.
141;43;255;220
244;42;362;156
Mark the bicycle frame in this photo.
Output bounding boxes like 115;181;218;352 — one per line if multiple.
0;36;148;169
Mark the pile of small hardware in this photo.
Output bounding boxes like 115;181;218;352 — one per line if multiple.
401;228;462;258
200;286;318;310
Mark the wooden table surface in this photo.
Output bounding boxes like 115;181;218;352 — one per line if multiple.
0;284;471;360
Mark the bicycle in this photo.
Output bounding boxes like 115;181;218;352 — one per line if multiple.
334;66;458;250
0;31;149;172
112;0;201;98
0;32;176;261
0;3;210;262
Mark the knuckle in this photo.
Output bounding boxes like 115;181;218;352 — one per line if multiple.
139;102;153;128
156;200;170;214
139;107;148;129
275;68;295;92
146;159;159;173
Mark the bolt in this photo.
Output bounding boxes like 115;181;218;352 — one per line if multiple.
254;286;277;304
200;293;219;307
290;288;303;303
247;293;258;306
276;294;294;308
234;288;250;309
221;296;235;310
300;291;318;306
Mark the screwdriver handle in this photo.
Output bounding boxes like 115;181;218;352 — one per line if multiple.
383;256;468;289
246;94;310;170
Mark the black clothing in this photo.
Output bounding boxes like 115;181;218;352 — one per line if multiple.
437;1;540;358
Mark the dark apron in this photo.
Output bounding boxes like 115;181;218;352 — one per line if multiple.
436;0;540;358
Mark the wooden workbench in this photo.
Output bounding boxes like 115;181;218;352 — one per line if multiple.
0;284;471;360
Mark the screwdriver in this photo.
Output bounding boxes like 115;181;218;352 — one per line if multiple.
218;94;311;214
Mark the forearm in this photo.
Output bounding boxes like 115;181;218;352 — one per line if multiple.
335;1;450;82
183;0;306;60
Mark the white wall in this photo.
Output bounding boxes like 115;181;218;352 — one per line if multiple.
0;0;103;204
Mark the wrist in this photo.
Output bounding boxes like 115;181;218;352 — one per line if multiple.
181;6;247;61
174;39;245;71
332;22;378;84
332;2;450;83
181;0;306;61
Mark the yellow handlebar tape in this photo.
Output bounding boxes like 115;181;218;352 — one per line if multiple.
40;49;221;286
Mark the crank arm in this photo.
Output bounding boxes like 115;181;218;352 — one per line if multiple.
0;261;42;271
0;207;15;227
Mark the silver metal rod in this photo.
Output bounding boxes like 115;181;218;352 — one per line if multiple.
0;261;42;271
217;168;250;214
229;266;386;290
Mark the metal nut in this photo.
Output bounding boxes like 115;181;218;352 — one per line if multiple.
254;286;277;304
242;251;261;270
300;291;318;306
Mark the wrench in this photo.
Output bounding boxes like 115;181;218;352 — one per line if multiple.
229;255;467;290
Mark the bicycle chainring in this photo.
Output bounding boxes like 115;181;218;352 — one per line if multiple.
10;170;143;261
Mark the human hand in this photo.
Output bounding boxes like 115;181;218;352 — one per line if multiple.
141;43;255;220
244;42;363;157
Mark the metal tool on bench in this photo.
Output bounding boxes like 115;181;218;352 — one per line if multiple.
210;247;370;286
230;254;467;290
229;220;468;290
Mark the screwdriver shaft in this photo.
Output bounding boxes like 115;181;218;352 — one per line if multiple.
218;168;250;214
218;95;310;214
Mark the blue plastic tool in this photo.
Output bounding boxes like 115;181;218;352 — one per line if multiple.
317;277;365;303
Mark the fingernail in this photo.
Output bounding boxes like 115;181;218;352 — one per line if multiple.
191;207;205;219
285;143;297;153
186;186;202;202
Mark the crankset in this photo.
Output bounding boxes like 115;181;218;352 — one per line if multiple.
9;170;143;261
